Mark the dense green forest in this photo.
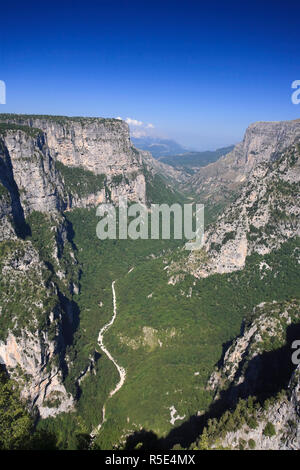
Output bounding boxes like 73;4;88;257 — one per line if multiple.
55;161;106;198
36;204;300;449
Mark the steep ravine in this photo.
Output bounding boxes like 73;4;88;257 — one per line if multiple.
0;115;162;420
1;114;299;449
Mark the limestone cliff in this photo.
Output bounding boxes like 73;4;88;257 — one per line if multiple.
199;300;300;450
0;183;15;240
0;239;74;418
201;366;300;450
0;114;175;421
0;126;64;219
0;122;79;417
0;115;148;204
172;140;300;279
188;118;300;205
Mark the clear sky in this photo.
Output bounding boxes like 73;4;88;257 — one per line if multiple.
1;0;300;149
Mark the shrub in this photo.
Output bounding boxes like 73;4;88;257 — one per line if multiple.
222;231;236;245
247;417;258;429
238;438;246;450
263;422;276;437
248;439;256;449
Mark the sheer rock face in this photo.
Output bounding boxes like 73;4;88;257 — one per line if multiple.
189;119;300;202
213;369;300;450
206;301;300;450
0;130;65;217
0;240;74;418
177;141;300;279
0;190;15;241
0;115;157;419
1;116;148;204
0;330;74;419
207;301;300;397
0;125;81;417
16;116;140;174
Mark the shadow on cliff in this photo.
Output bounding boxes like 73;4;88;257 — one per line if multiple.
0;142;31;238
123;321;300;450
59;216;81;344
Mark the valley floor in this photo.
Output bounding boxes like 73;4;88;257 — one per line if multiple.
91;280;126;436
37;209;300;450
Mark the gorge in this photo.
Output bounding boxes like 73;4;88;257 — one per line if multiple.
0;114;299;450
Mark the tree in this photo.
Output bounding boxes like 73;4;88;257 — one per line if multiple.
0;369;32;449
197;428;210;450
263;422;276;437
248;439;256;449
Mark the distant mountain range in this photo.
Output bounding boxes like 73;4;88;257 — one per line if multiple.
131;136;190;157
131;136;234;173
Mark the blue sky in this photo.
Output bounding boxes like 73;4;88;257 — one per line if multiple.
1;0;300;149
